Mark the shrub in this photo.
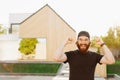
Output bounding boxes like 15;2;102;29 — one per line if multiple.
18;38;38;55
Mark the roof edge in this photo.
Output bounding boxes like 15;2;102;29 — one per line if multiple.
20;4;76;32
20;4;48;24
46;4;76;32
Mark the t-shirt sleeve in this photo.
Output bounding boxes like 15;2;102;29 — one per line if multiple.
96;53;104;64
63;51;72;63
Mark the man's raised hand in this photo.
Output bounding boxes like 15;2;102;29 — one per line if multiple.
65;38;74;46
95;37;104;46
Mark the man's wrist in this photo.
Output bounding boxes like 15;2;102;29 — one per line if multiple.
100;43;105;47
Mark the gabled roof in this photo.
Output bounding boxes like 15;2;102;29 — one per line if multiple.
20;4;76;32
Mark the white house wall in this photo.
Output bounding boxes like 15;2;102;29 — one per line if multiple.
0;40;20;60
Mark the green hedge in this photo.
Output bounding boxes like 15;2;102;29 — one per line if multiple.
0;63;61;75
107;60;120;75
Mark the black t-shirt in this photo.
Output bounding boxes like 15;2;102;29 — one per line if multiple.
64;49;103;80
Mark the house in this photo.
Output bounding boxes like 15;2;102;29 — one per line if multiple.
12;4;76;61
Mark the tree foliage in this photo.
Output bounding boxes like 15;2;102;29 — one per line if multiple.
90;26;120;55
102;27;115;47
18;38;38;55
102;26;120;48
0;24;6;34
90;36;100;48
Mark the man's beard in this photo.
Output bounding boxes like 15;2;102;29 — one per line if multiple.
76;43;90;53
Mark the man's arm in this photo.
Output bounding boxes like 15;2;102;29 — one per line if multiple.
96;38;115;64
100;44;115;64
53;38;73;62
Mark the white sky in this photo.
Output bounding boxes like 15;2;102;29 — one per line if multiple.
0;0;120;37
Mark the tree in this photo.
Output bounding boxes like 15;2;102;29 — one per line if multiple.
102;27;115;48
0;24;6;34
115;26;120;39
114;26;120;48
90;36;99;47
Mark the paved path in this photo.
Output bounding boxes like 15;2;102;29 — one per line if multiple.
0;75;54;80
53;76;106;80
0;75;106;80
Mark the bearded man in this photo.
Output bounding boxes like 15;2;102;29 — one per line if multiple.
53;31;115;80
